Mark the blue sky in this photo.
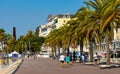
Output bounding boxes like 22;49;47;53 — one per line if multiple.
0;0;86;39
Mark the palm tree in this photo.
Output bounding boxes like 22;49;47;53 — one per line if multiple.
3;33;13;53
15;36;26;54
74;7;91;57
63;7;90;57
45;28;63;56
100;0;120;65
85;0;120;64
0;28;5;41
66;19;83;57
0;28;5;52
71;6;99;62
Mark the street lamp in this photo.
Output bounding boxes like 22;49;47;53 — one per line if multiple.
29;41;30;52
0;40;4;69
6;44;9;65
113;43;116;63
2;38;9;65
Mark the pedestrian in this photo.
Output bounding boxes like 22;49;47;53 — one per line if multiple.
65;54;70;68
27;54;29;58
69;53;72;66
73;51;76;62
81;54;85;63
34;53;36;60
84;54;88;62
94;52;99;66
59;53;65;68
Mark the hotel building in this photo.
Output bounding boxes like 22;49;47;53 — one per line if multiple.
36;14;73;37
36;14;120;58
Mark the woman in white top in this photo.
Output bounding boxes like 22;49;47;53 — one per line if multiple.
94;53;98;65
59;54;65;67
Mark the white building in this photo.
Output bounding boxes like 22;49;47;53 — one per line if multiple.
36;14;73;37
36;14;120;58
35;14;73;57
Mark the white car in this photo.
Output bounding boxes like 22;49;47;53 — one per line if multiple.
41;54;50;58
36;54;50;58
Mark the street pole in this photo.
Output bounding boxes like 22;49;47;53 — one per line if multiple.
28;41;30;57
2;39;9;66
29;41;30;53
1;40;4;69
2;38;10;66
25;42;27;54
6;44;9;65
113;43;116;63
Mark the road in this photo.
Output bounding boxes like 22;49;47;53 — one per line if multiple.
15;57;120;74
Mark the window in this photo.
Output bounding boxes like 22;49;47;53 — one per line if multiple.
54;19;58;23
52;25;56;30
64;20;66;23
41;27;47;32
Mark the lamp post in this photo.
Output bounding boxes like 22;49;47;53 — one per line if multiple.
29;41;31;55
113;43;116;63
6;44;9;65
29;41;30;52
3;38;9;65
27;41;31;58
0;40;4;69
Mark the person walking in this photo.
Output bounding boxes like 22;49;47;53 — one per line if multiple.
81;54;85;63
65;54;70;68
69;53;72;66
34;53;36;60
73;51;76;62
59;53;65;68
94;53;99;66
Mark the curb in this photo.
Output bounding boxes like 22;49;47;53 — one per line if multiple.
12;59;24;74
98;64;120;69
0;59;23;74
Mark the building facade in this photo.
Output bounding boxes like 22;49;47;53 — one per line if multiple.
93;27;120;58
36;14;73;37
35;14;73;56
36;14;120;58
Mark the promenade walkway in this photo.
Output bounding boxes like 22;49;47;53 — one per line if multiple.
15;57;120;74
0;59;22;74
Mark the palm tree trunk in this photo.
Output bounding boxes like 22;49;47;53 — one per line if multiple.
106;31;111;65
54;47;56;56
0;41;2;53
1;41;3;51
80;40;83;55
58;47;60;56
51;47;54;57
67;46;70;55
89;39;93;62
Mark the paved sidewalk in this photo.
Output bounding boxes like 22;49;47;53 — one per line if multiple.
15;57;120;74
0;59;22;74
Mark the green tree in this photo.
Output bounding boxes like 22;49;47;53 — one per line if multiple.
16;30;45;54
86;0;120;64
0;28;5;41
70;6;100;62
0;28;5;52
3;33;13;53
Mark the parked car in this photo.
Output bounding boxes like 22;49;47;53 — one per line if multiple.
41;54;50;58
